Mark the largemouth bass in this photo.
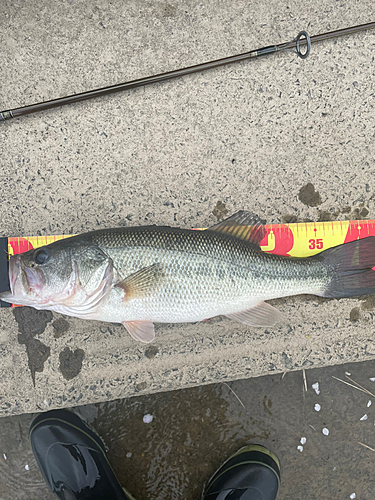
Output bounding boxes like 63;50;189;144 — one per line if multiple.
1;211;375;343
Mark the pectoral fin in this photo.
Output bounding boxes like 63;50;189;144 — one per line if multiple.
115;263;165;301
122;320;155;343
225;301;281;327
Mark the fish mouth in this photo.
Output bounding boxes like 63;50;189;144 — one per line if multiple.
0;255;25;304
23;265;46;295
8;255;45;298
9;255;21;295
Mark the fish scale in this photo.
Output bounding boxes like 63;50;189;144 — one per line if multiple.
80;226;329;324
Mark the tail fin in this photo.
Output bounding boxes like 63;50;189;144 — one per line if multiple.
320;236;375;298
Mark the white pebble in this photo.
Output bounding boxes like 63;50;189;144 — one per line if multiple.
360;414;368;421
297;445;303;452
143;414;153;424
367;400;372;408
126;452;132;458
3;454;6;460
370;377;375;382
300;437;306;445
350;494;356;499
322;428;329;436
312;383;320;395
314;403;321;412
24;464;29;471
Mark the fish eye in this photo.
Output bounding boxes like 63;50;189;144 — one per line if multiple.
34;249;49;265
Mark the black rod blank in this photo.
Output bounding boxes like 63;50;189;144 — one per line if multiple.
1;22;374;121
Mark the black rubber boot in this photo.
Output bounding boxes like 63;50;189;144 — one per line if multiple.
29;409;136;500
203;444;280;500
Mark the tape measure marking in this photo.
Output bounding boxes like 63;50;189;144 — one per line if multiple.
3;220;375;307
7;220;375;258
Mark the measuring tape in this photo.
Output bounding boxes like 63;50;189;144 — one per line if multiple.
1;219;373;306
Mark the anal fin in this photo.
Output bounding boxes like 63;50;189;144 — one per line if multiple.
225;301;281;327
123;320;155;343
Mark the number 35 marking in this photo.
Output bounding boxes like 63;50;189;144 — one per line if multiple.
309;239;323;250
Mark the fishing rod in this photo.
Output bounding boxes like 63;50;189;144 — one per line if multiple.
1;21;374;122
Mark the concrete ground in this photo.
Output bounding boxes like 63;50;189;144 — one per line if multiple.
1;0;375;495
1;360;375;499
1;0;375;417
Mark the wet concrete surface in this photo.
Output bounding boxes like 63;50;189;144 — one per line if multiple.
13;308;53;386
1;359;375;499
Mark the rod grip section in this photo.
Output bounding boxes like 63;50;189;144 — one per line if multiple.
0;238;11;307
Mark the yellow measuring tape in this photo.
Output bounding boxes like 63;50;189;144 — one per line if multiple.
8;220;375;257
8;219;373;258
2;219;372;308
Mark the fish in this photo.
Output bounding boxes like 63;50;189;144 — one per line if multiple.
1;211;375;343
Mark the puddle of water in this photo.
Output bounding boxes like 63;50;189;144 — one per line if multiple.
0;413;50;499
1;362;375;499
92;385;237;500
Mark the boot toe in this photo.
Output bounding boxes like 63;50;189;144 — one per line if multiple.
30;409;128;500
204;445;280;500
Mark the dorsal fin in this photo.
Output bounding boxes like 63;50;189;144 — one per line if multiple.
208;211;266;247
